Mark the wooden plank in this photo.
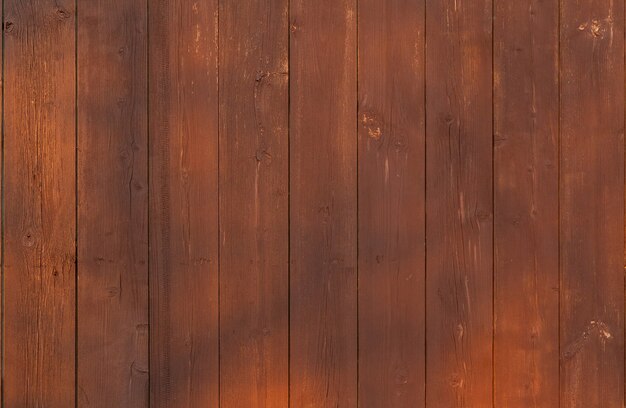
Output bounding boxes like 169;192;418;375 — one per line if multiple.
148;1;219;406
424;0;493;405
357;0;425;406
493;0;559;405
76;0;149;406
559;0;624;406
0;16;2;405
289;1;357;406
3;0;76;406
218;1;289;406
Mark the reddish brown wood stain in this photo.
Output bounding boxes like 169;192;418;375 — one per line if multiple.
494;0;559;405
1;0;625;407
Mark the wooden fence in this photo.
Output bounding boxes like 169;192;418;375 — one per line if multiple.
1;0;624;406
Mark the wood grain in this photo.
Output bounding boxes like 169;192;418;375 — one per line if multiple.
425;0;493;405
290;0;358;406
218;0;289;406
148;1;219;407
493;0;559;405
357;0;426;406
559;0;625;406
0;15;2;405
77;0;149;405
3;2;626;406
3;0;76;406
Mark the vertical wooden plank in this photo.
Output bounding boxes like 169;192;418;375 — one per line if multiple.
290;0;357;406
219;0;289;406
0;16;3;405
560;0;624;405
148;0;219;406
3;0;76;405
493;0;559;405
425;0;493;405
77;0;148;406
357;0;425;406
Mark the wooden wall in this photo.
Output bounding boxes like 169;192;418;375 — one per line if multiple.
1;0;624;406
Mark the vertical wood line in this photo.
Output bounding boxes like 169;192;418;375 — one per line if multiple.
423;0;428;406
487;1;495;403
146;0;150;404
74;0;78;405
620;3;624;402
622;5;626;401
287;0;291;405
556;0;562;407
355;0;359;405
216;1;220;405
557;0;561;403
1;0;4;402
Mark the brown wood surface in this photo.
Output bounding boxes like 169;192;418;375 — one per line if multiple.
560;0;625;406
290;0;358;406
149;0;219;407
2;1;626;407
219;0;289;406
0;14;2;405
425;0;493;406
493;0;560;405
357;0;425;407
3;0;76;406
77;0;148;406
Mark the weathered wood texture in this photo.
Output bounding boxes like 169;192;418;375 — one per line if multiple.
1;1;626;407
290;0;358;406
4;0;76;406
560;0;625;406
358;0;426;406
77;0;149;406
425;0;493;406
219;0;289;406
493;0;560;406
149;0;219;407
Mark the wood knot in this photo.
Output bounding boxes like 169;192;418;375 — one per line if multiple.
448;373;464;388
4;21;14;33
360;113;382;140
561;320;613;361
476;210;492;222
130;361;148;375
395;370;409;386
443;113;456;125
255;70;288;84
22;230;35;247
393;137;407;152
106;287;120;298
136;323;149;334
318;205;331;217
193;257;211;265
578;19;609;38
133;181;145;192
255;148;271;163
55;7;71;20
